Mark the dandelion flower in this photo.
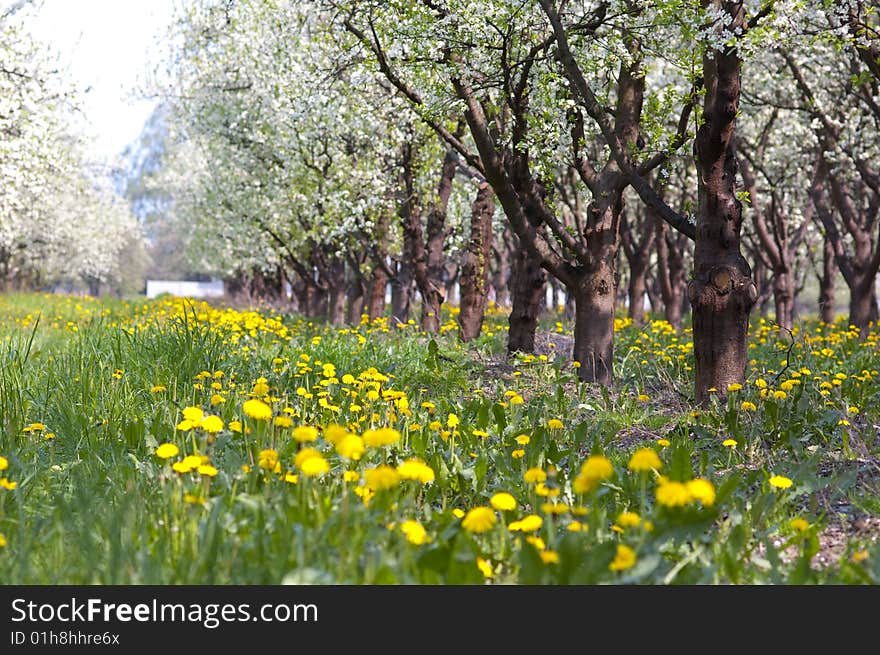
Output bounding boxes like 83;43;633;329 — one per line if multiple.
523;468;547;484
722;438;738;448
293;425;318;442
243;399;272;421
400;520;430;545
769;475;793;489
228;420;242;433
656;480;692;507
293;448;320;468
609;544;637;571
155;443;179;459
476;558;493;578
396;459;435;484
336;435;365;461
258;449;280;471
547;419;564;430
182;407;204;424
201;415;224;433
740;401;757;411
508;514;543;533
461;506;496;533
628;448;662;472
616;512;641;528
540;550;560;564
686;478;716;506
198;464;218;477
362;427;401;447
364;465;400;491
323;424;349;444
300;456;329;477
0;478;18;490
790;518;810;532
490;492;517;512
573;455;614;493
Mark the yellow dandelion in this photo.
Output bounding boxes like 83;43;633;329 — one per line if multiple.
299;455;330;477
364;465;401;491
243;399;272;421
155;443;180;459
400;520;430;545
609;544;637;572
292;425;318;442
523;468;547;484
362;427;401;447
628;448;662;472
508;514;543;533
686;478;716;506
540;550;560;564
396;459;435;484
201;415;224;433
769;475;793;489
336;434;366;461
490;492;517;512
461;506;497;533
656;480;692;507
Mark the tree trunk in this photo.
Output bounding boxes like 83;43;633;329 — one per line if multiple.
459;183;495;341
627;258;649;326
346;275;366;325
772;267;795;329
391;262;413;325
507;245;546;354
849;277;877;333
690;1;757;404
327;260;347;326
572;260;616;385
86;277;100;297
492;234;513;307
819;235;836;324
367;265;387;320
654;207;687;330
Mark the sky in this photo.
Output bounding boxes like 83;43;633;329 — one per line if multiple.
27;0;178;166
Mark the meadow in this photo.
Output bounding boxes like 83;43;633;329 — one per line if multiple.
0;292;878;584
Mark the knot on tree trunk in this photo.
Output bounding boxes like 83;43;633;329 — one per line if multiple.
688;264;757;310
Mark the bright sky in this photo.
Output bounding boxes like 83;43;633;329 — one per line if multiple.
28;0;178;166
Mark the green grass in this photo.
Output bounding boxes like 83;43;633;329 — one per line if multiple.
0;292;878;584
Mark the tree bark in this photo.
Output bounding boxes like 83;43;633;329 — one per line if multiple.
346;274;366;325
690;1;757;404
507;245;546;353
367;265;387;320
491;228;513;307
572;259;616;384
391;261;413;325
654;203;688;330
459;183;495;341
326;259;347;326
819;234;836;324
772;268;795;330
